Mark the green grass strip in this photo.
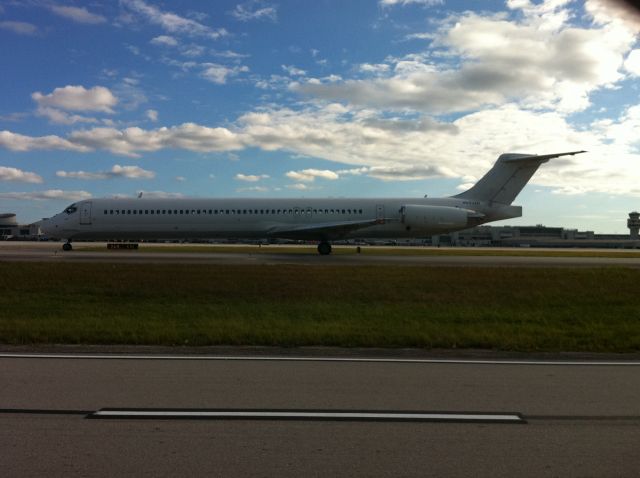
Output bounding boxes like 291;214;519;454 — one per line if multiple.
1;263;639;352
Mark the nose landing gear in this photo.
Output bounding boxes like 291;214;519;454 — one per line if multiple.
317;241;332;255
62;241;72;251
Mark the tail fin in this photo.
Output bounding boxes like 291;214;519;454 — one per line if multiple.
454;150;585;205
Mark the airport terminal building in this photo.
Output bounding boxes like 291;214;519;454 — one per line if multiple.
429;211;640;249
0;213;41;240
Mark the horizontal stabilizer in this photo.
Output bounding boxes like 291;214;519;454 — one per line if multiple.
500;150;587;163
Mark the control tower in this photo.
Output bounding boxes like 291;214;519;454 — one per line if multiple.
628;211;640;240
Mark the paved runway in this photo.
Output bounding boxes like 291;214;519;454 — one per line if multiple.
2;242;640;267
2;352;639;477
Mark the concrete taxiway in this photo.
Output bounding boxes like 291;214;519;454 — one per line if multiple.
2;241;640;267
2;351;639;477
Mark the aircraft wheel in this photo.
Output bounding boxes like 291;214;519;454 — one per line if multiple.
317;242;332;255
62;242;72;251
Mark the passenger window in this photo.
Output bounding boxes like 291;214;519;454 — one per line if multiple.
104;210;107;215
110;210;113;214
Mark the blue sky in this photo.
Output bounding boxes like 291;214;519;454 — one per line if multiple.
1;0;639;233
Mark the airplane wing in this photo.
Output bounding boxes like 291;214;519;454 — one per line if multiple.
501;150;586;163
267;218;386;241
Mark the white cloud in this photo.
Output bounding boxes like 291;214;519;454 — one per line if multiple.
0;21;37;35
285;169;339;182
282;65;306;76
286;183;309;190
1;123;243;157
175;176;186;181
0;166;43;184
404;32;435;41
0;190;92;201
211;49;251;59
237;186;269;192
35;106;99;125
49;5;107;24
4;96;640;197
181;44;206;57
585;0;640;32
121;0;227;39
235;173;269;182
32;86;118;113
69;123;244;157
624;49;640;75
296;5;637;114
150;35;178;46
358;63;390;74
201;64;249;84
338;164;444;181
0;130;90;153
146;109;159;122
56;165;155;180
230;1;277;22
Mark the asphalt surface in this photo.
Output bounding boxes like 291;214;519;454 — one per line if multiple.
2;243;639;476
2;353;639;477
2;242;640;267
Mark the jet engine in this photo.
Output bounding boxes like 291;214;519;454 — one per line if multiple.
401;204;473;232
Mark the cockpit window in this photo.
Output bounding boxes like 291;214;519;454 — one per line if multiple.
64;204;77;214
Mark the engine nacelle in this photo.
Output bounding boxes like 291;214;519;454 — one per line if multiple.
401;204;472;232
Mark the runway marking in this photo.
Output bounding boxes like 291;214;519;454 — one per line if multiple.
0;408;91;416
1;353;639;366
87;408;526;423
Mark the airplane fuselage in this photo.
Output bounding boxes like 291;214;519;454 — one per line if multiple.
41;151;585;253
42;196;521;242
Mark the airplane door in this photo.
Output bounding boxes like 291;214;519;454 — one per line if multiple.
376;204;384;221
80;202;92;225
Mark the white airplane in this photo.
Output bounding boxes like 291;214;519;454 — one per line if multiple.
41;150;585;254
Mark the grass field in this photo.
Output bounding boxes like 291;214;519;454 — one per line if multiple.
1;262;638;352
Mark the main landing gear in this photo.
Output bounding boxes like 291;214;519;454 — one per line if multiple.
62;240;72;251
317;241;332;255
